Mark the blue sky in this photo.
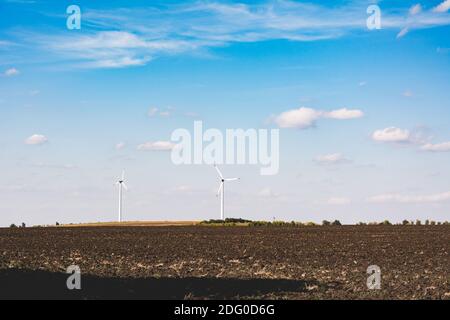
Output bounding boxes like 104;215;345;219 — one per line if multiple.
1;0;450;226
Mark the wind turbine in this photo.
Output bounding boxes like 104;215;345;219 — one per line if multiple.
115;170;128;223
214;164;239;220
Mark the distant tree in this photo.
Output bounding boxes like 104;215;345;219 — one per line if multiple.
425;220;430;225
415;220;422;226
380;220;392;225
9;224;17;228
402;220;409;225
357;222;367;226
331;220;342;226
322;220;331;226
21;222;26;228
430;221;436;226
224;218;252;224
56;222;60;226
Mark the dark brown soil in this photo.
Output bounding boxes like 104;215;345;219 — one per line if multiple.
0;226;448;299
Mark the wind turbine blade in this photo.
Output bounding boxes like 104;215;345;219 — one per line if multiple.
122;183;128;191
225;178;239;182
216;182;223;197
214;164;224;179
121;170;125;181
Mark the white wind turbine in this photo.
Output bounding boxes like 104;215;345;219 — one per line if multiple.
214;164;239;220
115;170;128;223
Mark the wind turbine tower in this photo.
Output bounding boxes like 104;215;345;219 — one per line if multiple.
214;164;239;220
115;170;128;223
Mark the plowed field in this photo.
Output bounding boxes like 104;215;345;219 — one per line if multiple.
0;226;448;299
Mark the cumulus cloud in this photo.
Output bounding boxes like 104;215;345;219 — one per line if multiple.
137;141;175;151
371;127;411;143
315;153;350;165
274;107;363;129
372;126;449;152
420;141;450;152
25;134;48;145
4;68;19;76
433;0;450;13
368;191;450;203
274;107;322;129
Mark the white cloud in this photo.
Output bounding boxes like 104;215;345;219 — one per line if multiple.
4;68;19;76
18;2;450;69
372;127;446;151
409;4;422;16
257;187;279;198
25;134;48;145
323;108;364;120
274;107;363;129
358;81;367;87
274;107;322;129
315;153;350;165
159;111;171;117
148;106;173;118
397;2;450;39
148;107;159;117
42;31;198;69
420;142;450;152
115;142;126;150
433;0;450;13
85;56;151;69
368;191;450;203
397;3;430;39
397;27;409;38
372;127;411;143
137;141;176;151
327;197;351;205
